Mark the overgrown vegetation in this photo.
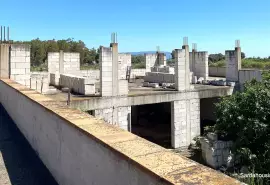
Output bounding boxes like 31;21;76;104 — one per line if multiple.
209;52;270;69
210;71;270;184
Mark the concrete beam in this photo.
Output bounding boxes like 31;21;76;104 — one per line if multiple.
70;86;233;110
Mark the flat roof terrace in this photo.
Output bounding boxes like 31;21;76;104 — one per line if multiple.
44;83;233;111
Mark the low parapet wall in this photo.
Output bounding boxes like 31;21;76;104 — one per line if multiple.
0;79;241;185
59;74;95;95
209;67;226;77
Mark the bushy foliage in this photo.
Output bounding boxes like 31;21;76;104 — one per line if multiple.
214;72;270;175
131;55;146;69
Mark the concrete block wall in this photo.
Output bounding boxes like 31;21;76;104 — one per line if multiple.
29;77;50;94
144;72;193;84
94;106;131;130
9;44;31;86
145;53;158;72
100;47;113;96
118;53;131;79
239;69;263;91
193;52;209;79
151;66;175;74
48;52;60;73
80;69;145;80
48;52;80;75
130;69;146;78
226;48;241;82
100;46;129;97
63;53;80;75
200;136;234;169
171;99;200;148
118;80;129;96
80;70;100;80
0;80;178;185
59;74;95;95
158;53;166;66
209;67;226;77
144;72;175;84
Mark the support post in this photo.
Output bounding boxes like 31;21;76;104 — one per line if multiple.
67;88;71;106
182;38;190;90
59;50;64;74
110;43;119;96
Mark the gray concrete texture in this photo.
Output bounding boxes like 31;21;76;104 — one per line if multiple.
0;81;171;185
0;44;10;78
9;44;31;86
0;79;243;185
0;104;58;185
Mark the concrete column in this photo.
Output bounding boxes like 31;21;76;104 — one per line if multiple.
117;106;131;130
0;44;10;78
110;43;119;96
191;49;196;73
59;50;64;74
100;46;113;96
158;53;166;66
145;53;158;72
171;98;200;148
194;52;209;80
225;47;241;82
174;49;189;91
10;44;31;86
182;45;190;90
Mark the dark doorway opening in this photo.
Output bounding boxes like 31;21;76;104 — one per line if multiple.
200;97;220;135
131;102;171;148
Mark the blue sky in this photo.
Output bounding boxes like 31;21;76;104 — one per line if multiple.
1;0;270;57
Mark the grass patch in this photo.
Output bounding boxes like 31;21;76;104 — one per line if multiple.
80;64;99;70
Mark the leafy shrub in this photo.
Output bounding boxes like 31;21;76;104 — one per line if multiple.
214;73;270;176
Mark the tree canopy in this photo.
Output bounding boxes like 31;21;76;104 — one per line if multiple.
213;72;270;176
13;38;99;69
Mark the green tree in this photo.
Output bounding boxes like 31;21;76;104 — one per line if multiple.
214;72;270;175
131;55;144;64
209;53;225;63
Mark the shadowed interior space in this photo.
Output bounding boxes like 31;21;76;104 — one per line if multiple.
0;104;58;185
131;102;171;148
200;97;220;135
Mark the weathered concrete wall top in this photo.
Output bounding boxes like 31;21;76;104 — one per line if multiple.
0;79;242;185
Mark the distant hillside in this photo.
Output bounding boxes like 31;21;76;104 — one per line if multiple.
129;51;172;59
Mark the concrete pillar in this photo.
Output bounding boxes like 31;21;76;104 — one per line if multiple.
59;50;64;74
193;52;209;80
110;43;119;96
145;53;158;72
174;49;186;91
225;47;241;82
158;53;166;66
182;45;190;90
10;44;31;86
0;44;10;78
191;48;196;73
171;98;200;148
100;46;113;96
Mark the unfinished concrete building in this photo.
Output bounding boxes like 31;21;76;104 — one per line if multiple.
0;30;254;184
